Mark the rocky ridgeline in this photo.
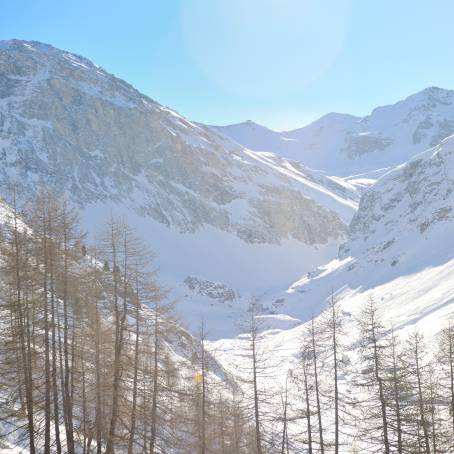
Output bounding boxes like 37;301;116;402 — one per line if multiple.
0;39;353;246
214;87;454;176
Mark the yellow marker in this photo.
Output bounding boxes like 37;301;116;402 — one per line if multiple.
194;371;203;384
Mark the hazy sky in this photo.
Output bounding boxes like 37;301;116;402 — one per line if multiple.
3;0;454;130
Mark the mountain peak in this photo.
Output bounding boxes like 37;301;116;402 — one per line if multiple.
0;40;355;297
217;86;454;176
0;38;77;59
400;85;454;105
420;85;450;95
217;119;272;131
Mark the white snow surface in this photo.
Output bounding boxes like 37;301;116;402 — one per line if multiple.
213;87;454;177
1;39;454;453
223;134;454;343
207;136;454;453
0;39;359;340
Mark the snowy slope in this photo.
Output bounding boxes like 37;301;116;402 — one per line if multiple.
208;135;454;453
0;199;235;453
0;39;359;337
212;120;293;156
213;87;454;177
236;134;454;336
212;134;454;370
288;133;454;317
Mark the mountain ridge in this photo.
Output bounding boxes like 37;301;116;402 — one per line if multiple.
0;39;357;321
212;86;454;177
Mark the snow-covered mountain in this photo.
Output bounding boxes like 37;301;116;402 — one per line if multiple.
224;134;454;354
211;120;290;156
213;87;454;177
283;133;454;324
2;38;454;454
0;39;359;335
208;134;454;454
2;38;453;337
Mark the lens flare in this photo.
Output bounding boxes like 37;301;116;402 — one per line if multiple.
180;0;352;99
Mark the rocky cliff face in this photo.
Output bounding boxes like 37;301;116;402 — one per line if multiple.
342;135;454;266
282;135;454;329
0;39;355;245
0;39;357;298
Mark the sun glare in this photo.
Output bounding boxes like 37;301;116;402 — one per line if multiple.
180;0;352;98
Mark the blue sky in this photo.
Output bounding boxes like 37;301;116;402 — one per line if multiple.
2;0;454;130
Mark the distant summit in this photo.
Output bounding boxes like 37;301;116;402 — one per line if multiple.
212;87;454;177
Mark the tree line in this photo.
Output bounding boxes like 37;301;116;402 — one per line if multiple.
1;190;454;454
0;190;257;453
248;295;454;454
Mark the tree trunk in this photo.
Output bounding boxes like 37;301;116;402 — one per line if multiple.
49;218;62;454
251;312;263;454
128;271;141;454
149;307;159;454
303;362;313;454
11;203;36;454
415;335;431;454
42;205;51;454
281;377;289;454
95;302;103;454
200;324;207;454
62;204;75;453
106;221;123;454
390;331;403;454
332;302;339;454
448;326;454;438
311;318;324;454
